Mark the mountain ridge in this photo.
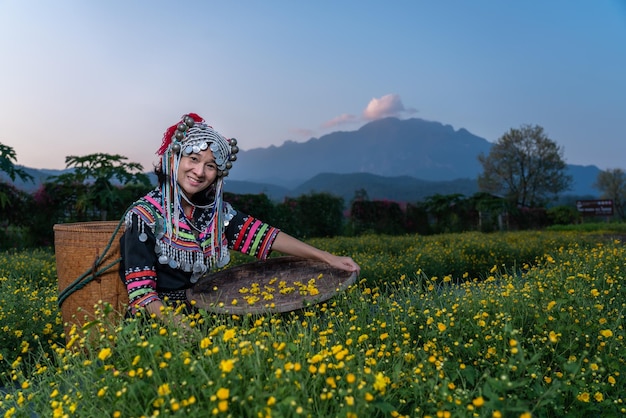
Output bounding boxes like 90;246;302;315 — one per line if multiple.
2;117;601;202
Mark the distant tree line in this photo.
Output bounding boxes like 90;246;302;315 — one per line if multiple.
1;124;624;250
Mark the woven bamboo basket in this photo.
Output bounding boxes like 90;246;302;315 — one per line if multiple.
54;221;128;336
187;256;358;314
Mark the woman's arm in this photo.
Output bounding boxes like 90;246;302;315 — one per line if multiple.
271;231;360;274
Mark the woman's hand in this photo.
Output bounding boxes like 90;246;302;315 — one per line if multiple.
271;232;360;275
324;254;360;275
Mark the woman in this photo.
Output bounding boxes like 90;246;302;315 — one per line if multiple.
120;113;360;321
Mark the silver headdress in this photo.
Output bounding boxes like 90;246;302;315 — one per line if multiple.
154;113;240;280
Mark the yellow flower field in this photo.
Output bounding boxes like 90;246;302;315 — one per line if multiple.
0;231;624;417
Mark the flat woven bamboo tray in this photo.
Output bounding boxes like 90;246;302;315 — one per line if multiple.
187;257;358;314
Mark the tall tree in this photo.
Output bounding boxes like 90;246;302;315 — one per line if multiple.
477;125;572;207
594;168;626;220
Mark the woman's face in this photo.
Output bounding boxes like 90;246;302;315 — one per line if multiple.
177;148;218;198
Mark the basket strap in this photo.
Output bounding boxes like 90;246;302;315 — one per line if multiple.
57;215;126;309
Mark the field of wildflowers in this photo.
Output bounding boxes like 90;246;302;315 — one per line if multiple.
0;230;624;417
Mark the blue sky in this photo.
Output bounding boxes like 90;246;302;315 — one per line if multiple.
1;0;624;171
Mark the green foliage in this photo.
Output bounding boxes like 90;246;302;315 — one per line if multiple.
547;205;581;225
349;200;405;235
1;232;624;416
0;143;34;220
594;168;626;220
275;193;345;238
223;192;277;225
45;153;152;223
547;221;626;233
0;249;61;378
0;143;33;184
478;125;572;207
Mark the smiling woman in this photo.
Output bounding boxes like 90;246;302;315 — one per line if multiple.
119;113;360;322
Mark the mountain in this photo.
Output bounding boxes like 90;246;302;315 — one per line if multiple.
229;117;493;188
226;117;600;198
0;167;66;193
2;117;602;201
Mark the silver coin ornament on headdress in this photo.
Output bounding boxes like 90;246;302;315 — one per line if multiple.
168;114;239;176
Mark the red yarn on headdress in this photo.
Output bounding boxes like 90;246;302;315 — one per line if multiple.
156;113;206;155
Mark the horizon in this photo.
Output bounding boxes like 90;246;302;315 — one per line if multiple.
7;115;612;172
1;1;625;171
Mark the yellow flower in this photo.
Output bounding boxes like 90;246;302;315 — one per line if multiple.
548;331;559;343
220;359;235;373
577;392;590;403
346;373;356;384
599;329;613;338
98;347;112;361
472;396;484;407
216;387;229;400
437;323;447;332
608;376;616;385
223;328;236;342
373;372;388;393
157;383;171;397
267;396;276;406
365;392;374;402
594;392;604;402
200;337;211;349
218;400;228;412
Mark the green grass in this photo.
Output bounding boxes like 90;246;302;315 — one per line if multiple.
0;231;624;417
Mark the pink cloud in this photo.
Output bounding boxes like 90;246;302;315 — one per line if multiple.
300;94;417;140
321;113;358;129
363;94;415;120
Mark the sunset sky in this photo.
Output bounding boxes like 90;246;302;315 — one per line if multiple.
1;1;624;171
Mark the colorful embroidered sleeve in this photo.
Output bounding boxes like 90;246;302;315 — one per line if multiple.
226;209;279;260
120;210;160;314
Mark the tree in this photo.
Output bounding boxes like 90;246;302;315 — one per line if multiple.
477;125;572;207
47;153;152;221
0;143;34;183
422;193;470;233
0;143;34;209
594;168;626;220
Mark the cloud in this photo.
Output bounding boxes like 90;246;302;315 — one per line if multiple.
321;113;358;129
320;94;417;131
362;94;416;120
306;94;417;140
